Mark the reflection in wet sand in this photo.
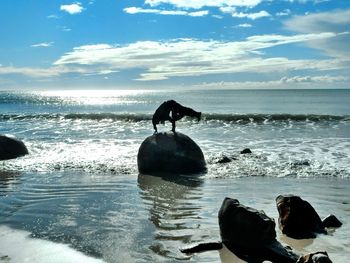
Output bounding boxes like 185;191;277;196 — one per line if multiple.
0;171;21;185
0;171;22;196
137;174;204;260
280;234;314;253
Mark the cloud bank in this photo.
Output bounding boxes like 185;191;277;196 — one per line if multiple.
284;9;350;58
52;31;348;81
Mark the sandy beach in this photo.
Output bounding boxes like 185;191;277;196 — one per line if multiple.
1;171;349;262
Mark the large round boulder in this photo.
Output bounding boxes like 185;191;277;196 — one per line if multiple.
137;132;206;175
0;135;29;160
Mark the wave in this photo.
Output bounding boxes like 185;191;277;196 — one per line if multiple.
0;113;153;122
1;113;349;123
203;113;350;123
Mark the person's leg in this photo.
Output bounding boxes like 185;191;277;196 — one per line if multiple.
170;118;176;132
152;119;158;133
180;106;201;120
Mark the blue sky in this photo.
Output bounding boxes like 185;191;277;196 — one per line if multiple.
0;0;349;90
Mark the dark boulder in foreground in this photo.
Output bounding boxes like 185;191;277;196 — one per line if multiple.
181;197;334;262
218;197;299;263
0;135;28;160
219;198;276;247
276;195;327;239
137;132;206;175
182;197;300;263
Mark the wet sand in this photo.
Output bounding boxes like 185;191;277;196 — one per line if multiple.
0;171;349;262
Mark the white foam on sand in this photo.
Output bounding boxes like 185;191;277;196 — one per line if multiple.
0;226;105;263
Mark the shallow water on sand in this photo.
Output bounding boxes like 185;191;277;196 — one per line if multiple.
1;171;349;262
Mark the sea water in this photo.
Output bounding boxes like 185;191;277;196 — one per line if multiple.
0;89;350;262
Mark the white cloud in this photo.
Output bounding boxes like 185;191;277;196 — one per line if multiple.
231;10;271;20
126;0;266;18
246;32;340;44
212;14;224;19
285;9;350;33
219;6;237;13
284;9;350;58
280;75;350;83
47;14;59;19
287;0;330;3
190;10;210;17
3;30;348;83
52;32;348;81
236;23;253;28
220;7;270;19
124;7;209;16
1;38;349;87
0;64;109;78
60;3;84;15
195;75;350;89
276;9;291;17
144;0;262;9
0;66;62;78
31;42;54;48
61;26;72;32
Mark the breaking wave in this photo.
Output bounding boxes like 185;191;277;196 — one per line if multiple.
1;113;349;123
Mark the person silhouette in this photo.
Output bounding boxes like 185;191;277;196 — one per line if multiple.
152;100;201;133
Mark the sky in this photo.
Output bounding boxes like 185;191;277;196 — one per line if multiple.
0;0;349;90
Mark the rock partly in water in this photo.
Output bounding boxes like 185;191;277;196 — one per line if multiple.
291;160;311;167
322;214;342;228
240;148;252;154
181;197;334;263
276;195;326;239
218;197;299;263
0;135;28;160
137;132;206;175
181;198;299;262
296;251;333;263
216;156;232;164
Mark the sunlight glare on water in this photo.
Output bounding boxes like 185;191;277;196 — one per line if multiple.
38;90;154;105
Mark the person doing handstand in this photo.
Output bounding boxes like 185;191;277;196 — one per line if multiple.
152;100;201;133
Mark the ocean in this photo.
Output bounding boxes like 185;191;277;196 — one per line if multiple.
1;89;350;262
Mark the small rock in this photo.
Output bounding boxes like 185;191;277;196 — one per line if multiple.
291;160;310;167
240;148;252;154
322;214;342;228
217;156;232;164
